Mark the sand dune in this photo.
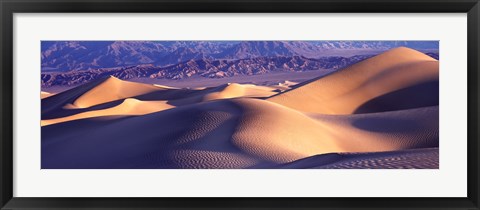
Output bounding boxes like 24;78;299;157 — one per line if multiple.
267;47;439;114
231;101;438;163
169;83;278;106
43;99;264;169
42;77;277;121
41;98;174;126
42;97;438;168
41;47;439;169
41;76;168;115
66;76;170;109
203;83;278;100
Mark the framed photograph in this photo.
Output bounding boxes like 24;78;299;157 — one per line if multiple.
1;0;479;209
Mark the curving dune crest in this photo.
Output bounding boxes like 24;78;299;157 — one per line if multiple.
130;82;278;107
232;100;438;163
202;83;278;101
68;76;170;109
41;79;279;121
267;47;439;114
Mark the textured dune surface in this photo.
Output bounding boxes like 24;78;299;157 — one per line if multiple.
278;148;438;169
41;47;439;169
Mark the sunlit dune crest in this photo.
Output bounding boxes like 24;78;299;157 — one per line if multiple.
202;83;278;101
70;76;169;109
41;91;53;99
153;84;179;89
41;47;439;169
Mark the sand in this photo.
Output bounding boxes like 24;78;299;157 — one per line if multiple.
278;148;438;169
267;47;439;114
67;76;169;108
41;91;53;99
41;47;439;169
41;98;174;126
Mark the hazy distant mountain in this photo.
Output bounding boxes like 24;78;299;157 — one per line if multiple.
312;41;439;50
41;41;439;72
41;55;374;87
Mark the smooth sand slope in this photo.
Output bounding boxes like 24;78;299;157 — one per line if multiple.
41;47;439;169
267;47;439;114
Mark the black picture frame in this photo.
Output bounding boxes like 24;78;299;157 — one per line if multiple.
1;0;479;209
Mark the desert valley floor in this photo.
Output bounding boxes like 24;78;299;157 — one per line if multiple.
41;47;439;169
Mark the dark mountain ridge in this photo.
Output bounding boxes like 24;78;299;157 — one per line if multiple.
41;55;376;87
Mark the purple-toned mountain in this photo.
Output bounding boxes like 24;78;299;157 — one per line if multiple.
41;55;374;87
41;41;236;71
214;41;298;59
41;41;439;72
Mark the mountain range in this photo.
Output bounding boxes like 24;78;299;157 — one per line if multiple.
41;55;376;87
41;41;439;87
41;41;439;72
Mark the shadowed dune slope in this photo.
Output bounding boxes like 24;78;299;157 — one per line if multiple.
278;148;438;169
42;97;438;169
42;76;111;115
267;47;439;114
